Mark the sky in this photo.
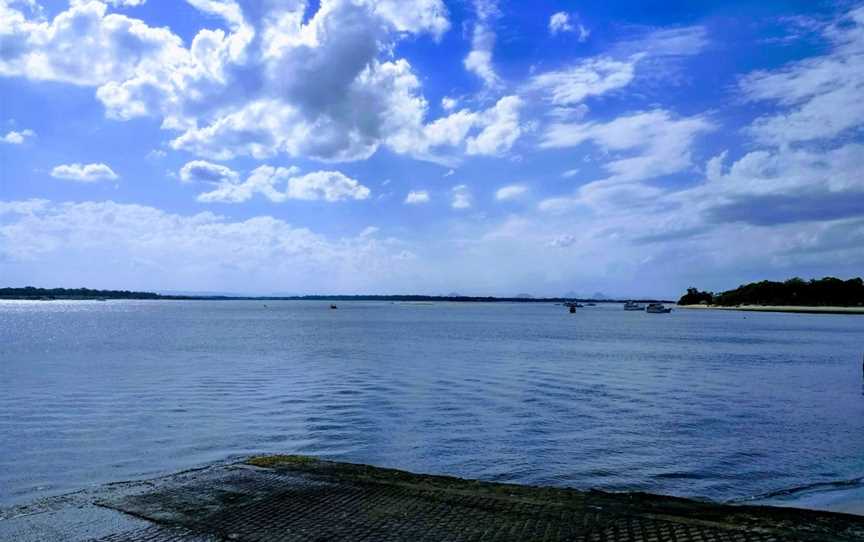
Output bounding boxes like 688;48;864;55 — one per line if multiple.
1;0;863;297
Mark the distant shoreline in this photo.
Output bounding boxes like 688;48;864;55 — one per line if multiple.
0;296;675;304
0;288;674;304
679;304;864;315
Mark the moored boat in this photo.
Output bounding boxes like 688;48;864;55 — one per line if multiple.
646;303;672;313
623;301;644;311
564;302;583;312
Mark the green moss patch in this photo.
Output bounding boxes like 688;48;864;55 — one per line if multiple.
246;455;320;468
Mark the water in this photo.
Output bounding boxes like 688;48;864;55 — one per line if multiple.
1;300;863;508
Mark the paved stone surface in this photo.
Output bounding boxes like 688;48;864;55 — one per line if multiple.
2;457;863;541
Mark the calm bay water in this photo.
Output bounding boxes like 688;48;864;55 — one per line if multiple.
1;300;863;507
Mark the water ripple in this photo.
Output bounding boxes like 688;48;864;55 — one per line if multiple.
1;300;863;507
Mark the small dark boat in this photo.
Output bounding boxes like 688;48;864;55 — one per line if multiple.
330;304;338;309
569;305;576;313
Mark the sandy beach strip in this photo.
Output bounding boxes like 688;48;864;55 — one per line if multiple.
678;304;864;315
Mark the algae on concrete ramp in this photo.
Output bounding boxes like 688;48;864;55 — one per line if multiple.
4;456;864;541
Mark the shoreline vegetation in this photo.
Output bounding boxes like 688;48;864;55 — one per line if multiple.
678;277;864;314
0;286;673;304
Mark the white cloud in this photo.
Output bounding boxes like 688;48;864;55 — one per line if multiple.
0;199;417;293
0;1;187;87
441;97;457;111
388;95;524;161
373;0;450;39
562;168;580;178
623;26;710;56
50;163;119;182
464;0;500;87
495;184;528;201
549;12;573;35
285;171;371;202
0;0;474;164
0;0;528;166
179;160;239;185
359;226;379;237
538;196;581;214
105;0;146;6
465;95;523;156
694;143;864;204
526;56;639;106
740;7;864;145
451;184;472;209
1;128;34;144
540;109;714;183
547;234;577;247
194;165;371;204
577;25;591;43
404;190;430;204
549;12;589;41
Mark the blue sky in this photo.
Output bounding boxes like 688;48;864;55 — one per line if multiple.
1;0;863;297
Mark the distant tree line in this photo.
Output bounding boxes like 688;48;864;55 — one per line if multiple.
0;286;163;299
0;287;674;303
678;277;864;307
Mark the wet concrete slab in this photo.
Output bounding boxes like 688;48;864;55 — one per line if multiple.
2;456;864;541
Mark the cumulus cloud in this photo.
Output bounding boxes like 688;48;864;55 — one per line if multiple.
464;0;500;87
404;190;430;204
50;163;119;182
549;12;589;41
465;96;523;156
0;0;524;165
451;184;472;209
1;128;34;144
549;12;572;35
695;144;864;225
535;112;864;280
0;1;187;87
181;162;371;203
388;95;524;161
0;199;416;293
179;160;239;184
495;184;528;201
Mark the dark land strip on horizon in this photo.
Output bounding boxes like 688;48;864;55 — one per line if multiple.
0;286;672;304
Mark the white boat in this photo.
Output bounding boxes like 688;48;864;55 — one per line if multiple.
623;301;644;311
646;303;672;313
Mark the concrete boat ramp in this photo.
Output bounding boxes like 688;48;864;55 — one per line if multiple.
2;456;863;541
